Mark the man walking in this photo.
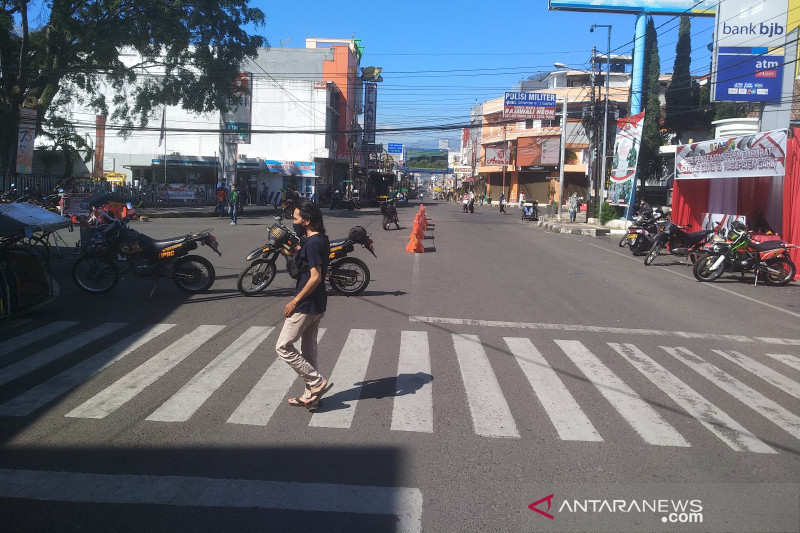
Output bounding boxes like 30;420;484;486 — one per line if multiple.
276;199;333;408
499;192;506;214
229;184;239;225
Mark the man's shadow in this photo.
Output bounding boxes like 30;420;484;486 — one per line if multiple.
315;372;434;412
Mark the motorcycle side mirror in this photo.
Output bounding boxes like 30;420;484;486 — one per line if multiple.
126;202;133;209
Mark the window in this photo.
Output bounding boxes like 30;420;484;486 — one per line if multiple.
525;119;534;129
542;117;561;128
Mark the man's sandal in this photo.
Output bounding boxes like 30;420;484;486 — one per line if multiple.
306;380;333;403
288;397;313;407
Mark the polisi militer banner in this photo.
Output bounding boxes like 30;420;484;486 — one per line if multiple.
675;129;787;180
608;111;644;205
504;92;556;120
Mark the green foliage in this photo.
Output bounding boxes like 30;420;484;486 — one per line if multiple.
664;17;695;138
596;201;621;225
1;0;267;181
637;17;663;189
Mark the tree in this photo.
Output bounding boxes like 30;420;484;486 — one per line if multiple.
1;0;266;186
663;16;696;139
636;16;663;191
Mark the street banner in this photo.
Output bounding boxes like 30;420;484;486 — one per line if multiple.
712;0;788;102
675;129;787;180
504;92;556;120
517;135;560;167
94;115;106;181
609;111;645;205
223;72;253;144
16;108;37;175
264;160;316;177
406;148;448;171
485;146;510;166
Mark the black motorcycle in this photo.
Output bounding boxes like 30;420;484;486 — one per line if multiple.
643;222;715;266
618;210;667;256
380;200;400;230
329;195;359;210
71;204;221;294
237;216;376;296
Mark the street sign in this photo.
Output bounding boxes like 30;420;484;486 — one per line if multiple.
388;143;403;154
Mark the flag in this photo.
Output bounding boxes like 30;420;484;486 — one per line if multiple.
158;107;166;147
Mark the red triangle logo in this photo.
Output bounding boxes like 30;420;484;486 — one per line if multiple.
528;493;555;520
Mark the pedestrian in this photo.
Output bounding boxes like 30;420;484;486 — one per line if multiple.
462;192;469;213
276;199;333;408
568;192;578;223
229;184;239;225
468;190;475;213
480;193;485;206
215;179;228;217
518;191;525;210
499;192;506;214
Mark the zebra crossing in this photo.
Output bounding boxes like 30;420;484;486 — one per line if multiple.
1;321;799;454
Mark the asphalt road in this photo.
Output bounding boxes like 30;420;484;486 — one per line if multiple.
1;200;798;532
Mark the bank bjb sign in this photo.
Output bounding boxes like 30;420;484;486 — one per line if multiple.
712;0;788;102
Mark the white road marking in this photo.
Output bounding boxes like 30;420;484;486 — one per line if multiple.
391;331;434;433
664;346;800;441
452;334;519;438
0;324;176;416
409;316;763;343
65;326;225;419
758;338;800;346
504;337;602;442
0;468;423;533
309;329;376;429
765;352;800;372
611;343;774;453
0;321;78;358
227;356;297;426
0;323;127;387
712;349;800;400
586;241;800;321
147;327;274;422
556;340;689;447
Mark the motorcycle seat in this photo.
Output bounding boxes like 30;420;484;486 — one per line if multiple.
329;237;349;248
751;240;785;252
138;233;191;250
685;230;714;244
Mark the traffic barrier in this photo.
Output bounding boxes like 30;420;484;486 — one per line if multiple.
405;219;425;253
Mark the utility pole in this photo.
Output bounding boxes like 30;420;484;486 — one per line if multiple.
556;94;568;220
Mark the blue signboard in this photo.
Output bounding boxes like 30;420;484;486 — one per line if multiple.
388;143;403;154
503;92;557;120
714;47;783;103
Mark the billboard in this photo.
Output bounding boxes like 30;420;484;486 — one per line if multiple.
363;82;377;144
675;129;787;180
548;0;715;15
405;148;448;171
517;136;560;167
712;0;788;102
485;146;510;166
15;108;37;175
609;112;645;205
504;92;556;120
223;72;253;144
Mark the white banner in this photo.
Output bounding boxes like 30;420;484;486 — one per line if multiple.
675;129;787;180
609;112;645;205
485;146;509;166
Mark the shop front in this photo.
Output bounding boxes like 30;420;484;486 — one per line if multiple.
671;128;800;277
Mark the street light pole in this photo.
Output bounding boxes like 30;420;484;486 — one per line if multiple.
557;94;567;220
591;24;612;206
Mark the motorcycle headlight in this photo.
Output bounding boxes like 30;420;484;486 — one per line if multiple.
268;224;289;247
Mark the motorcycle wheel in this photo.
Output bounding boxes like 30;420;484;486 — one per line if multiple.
72;255;119;293
237;259;277;295
382;217;390;231
329;203;335;210
347;203;355;211
328;257;370;296
763;258;796;287
172;255;215;293
630;237;650;256
643;243;663;266
693;254;726;282
395;219;400;230
618;234;630;247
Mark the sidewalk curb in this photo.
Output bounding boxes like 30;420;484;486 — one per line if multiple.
535;219;625;237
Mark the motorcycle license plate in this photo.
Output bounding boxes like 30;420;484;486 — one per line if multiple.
627;234;637;240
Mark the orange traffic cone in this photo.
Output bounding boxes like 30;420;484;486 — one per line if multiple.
420;205;434;229
418;210;427;231
405;219;425;253
414;213;426;240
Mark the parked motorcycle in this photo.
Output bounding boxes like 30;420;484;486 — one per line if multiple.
329;195;359;210
619;209;667;256
71;203;222;294
380;200;400;230
692;221;797;286
236;216;375;296
643;222;715;266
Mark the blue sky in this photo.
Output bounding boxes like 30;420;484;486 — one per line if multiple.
252;1;716;149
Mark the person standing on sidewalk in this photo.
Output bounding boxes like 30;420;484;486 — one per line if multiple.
215;179;228;217
568;192;579;223
276;199;333;407
499;192;506;214
229;184;239;225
